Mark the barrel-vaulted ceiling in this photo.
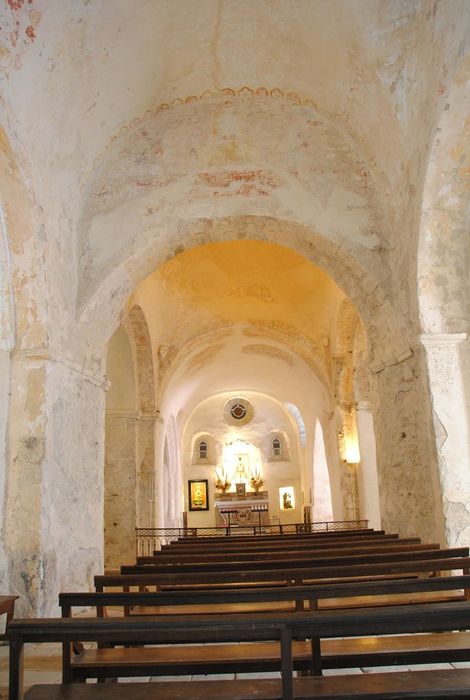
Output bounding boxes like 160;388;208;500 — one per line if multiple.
131;239;346;391
1;0;469;359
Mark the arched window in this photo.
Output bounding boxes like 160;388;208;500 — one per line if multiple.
272;437;282;457
198;440;208;460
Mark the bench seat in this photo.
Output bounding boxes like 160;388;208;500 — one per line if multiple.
123;589;465;616
68;631;470;679
23;669;470;699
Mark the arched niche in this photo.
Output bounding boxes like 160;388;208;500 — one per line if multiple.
191;433;217;465
267;431;289;462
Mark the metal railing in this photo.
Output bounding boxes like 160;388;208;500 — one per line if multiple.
136;519;369;555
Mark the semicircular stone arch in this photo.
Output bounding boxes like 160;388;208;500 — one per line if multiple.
417;55;470;547
125;304;156;413
74;90;402;367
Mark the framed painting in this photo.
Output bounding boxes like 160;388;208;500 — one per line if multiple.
235;482;246;498
188;479;209;511
279;486;295;510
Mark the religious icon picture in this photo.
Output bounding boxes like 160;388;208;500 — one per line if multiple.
279;486;295;510
188;479;209;511
235;482;246;498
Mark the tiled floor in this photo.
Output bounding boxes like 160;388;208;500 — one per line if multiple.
0;640;467;699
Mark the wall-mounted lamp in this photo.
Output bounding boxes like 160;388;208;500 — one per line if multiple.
343;437;361;465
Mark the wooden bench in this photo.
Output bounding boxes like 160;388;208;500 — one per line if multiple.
10;601;470;699
136;544;444;566
58;575;470;681
98;558;470;592
166;527;380;545
162;530;394;551
159;535;418;556
0;595;19;641
121;547;470;580
140;540;432;565
161;529;391;551
21;671;470;699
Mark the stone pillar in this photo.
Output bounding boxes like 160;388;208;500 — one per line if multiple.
0;350;11;588
371;345;442;542
5;351;105;615
136;413;158;528
342;462;359;521
104;411;138;569
420;333;470;546
356;400;381;530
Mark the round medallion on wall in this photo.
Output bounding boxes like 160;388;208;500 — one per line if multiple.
224;397;254;427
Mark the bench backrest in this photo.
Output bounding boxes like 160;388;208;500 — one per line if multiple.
96;555;470;590
141;540;431;564
163;530;391;549
61;574;470;615
124;547;469;575
10;600;470;700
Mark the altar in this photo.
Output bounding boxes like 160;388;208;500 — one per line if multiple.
215;491;269;528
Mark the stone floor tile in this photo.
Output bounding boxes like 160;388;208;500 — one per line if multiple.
191;673;236;680
406;662;454;670
235;671;281;678
150;675;192;681
323;668;364;675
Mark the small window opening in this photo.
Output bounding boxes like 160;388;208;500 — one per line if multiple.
198;440;208;460
272;437;282;457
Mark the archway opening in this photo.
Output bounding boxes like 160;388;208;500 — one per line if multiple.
102;239;380;545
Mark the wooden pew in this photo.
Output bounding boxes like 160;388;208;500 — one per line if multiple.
58;575;470;682
167;527;380;545
156;537;421;557
96;554;470;590
137;542;442;566
10;601;470;699
162;529;391;549
0;595;18;641
159;534;415;555
20;672;470;700
122;546;470;576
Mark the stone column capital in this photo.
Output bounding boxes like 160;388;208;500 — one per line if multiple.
419;332;467;348
138;411;163;423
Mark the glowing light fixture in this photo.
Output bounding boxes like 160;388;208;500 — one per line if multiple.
344;436;361;465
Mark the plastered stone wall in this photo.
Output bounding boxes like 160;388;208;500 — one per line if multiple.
0;351;11;590
136;417;156;528
421;335;470;547
371;348;444;543
6;357;105;615
104;415;137;569
1;0;470;613
105;326;138;569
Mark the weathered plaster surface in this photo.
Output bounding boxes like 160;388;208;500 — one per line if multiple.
421;334;470;546
104;415;137;569
0;0;469;613
6;358;104;615
371;348;443;542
